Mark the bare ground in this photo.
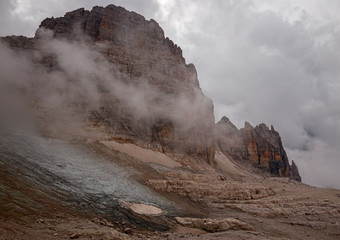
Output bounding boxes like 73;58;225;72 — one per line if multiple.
1;133;339;239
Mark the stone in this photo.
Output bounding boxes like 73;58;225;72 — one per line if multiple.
175;217;253;232
216;116;301;181
70;233;81;239
147;172;276;205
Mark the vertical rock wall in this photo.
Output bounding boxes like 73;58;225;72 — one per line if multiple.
3;5;215;164
216;116;301;181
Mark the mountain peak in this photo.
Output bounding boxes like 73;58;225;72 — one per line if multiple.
216;117;301;181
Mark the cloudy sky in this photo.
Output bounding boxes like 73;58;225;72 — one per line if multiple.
1;0;339;189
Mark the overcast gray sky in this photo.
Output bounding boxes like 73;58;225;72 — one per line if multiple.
1;0;340;189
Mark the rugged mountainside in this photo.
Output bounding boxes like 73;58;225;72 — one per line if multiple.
1;5;301;179
216;116;301;181
2;5;215;164
1;4;338;240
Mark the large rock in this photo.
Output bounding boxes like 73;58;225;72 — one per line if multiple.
175;217;253;232
1;5;215;164
216;116;301;181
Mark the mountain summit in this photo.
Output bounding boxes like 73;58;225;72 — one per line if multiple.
216;116;301;181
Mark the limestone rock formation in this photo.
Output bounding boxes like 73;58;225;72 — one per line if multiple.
216;116;301;181
215;116;248;161
1;5;215;164
290;160;302;182
175;217;253;232
147;172;276;203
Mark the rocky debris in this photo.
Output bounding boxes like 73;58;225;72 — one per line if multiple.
92;218;115;227
175;217;253;232
147;172;275;205
148;168;340;237
225;196;340;219
287;221;338;230
216;116;301;181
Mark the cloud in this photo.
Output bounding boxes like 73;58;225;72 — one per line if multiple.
288;139;340;189
0;40;37;130
0;0;35;36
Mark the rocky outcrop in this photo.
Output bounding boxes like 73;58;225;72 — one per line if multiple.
216;116;301;181
1;5;215;164
215;116;248;161
290;160;301;182
147;172;276;203
1;36;35;50
175;217;253;232
242;122;291;177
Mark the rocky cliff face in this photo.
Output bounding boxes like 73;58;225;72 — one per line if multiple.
216;116;301;181
1;5;215;164
1;4;304;177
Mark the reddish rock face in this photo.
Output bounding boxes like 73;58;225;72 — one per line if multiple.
216;116;301;181
1;5;215;164
241;123;290;177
